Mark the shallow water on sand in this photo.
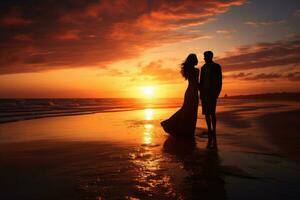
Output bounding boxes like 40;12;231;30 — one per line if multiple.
0;100;299;199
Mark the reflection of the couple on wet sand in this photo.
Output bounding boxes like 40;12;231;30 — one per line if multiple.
163;136;226;200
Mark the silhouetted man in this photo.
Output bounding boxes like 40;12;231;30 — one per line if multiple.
199;51;222;148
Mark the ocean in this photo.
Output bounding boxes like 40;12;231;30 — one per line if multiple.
1;96;298;124
0;98;184;123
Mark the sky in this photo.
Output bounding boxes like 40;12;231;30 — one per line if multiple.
0;0;299;98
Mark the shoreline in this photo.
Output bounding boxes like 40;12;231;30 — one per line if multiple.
2;98;299;124
0;106;182;124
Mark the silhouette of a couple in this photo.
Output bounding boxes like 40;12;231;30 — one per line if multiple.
161;51;222;149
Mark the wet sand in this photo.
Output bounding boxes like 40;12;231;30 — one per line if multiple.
258;109;300;160
0;101;300;199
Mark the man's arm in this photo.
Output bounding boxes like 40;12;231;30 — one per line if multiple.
199;67;204;99
216;64;222;98
198;68;202;90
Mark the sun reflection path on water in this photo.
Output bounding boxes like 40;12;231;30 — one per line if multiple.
143;108;155;145
143;124;153;145
128;108;177;198
144;108;154;120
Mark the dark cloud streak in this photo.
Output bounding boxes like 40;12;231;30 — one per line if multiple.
218;35;300;72
225;71;300;81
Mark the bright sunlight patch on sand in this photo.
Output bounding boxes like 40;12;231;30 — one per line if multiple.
144;108;154;120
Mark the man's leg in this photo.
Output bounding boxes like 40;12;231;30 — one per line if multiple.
205;115;213;148
205;115;212;133
211;113;216;133
211;113;217;147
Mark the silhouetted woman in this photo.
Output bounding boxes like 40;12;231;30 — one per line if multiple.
161;54;199;137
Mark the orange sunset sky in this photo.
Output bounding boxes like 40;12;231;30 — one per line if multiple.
0;0;299;98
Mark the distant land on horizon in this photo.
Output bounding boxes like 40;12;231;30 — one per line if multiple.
1;92;300;101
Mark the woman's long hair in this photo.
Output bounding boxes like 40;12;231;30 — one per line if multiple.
181;53;198;79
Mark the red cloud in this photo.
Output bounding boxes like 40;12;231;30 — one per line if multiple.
294;9;300;16
0;0;244;74
54;30;81;41
137;60;181;84
0;7;32;26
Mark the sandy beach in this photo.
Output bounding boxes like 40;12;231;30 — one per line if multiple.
0;99;299;199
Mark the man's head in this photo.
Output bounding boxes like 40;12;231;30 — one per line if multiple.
204;51;213;63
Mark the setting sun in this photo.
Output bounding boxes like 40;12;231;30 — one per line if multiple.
142;86;155;98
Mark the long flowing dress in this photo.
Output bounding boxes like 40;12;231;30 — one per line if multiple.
161;68;199;137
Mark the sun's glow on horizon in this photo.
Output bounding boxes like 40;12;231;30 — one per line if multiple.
141;86;155;98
